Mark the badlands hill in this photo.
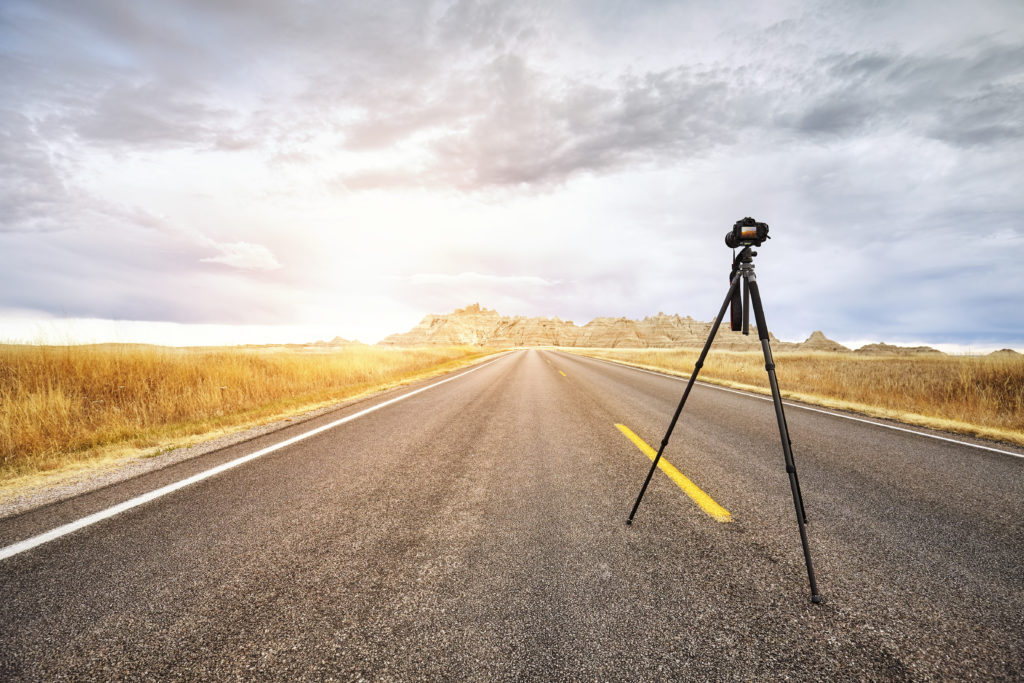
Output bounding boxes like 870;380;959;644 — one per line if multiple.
379;303;901;352
852;342;944;356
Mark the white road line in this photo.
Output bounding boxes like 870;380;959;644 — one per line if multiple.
566;353;1024;460
0;353;514;562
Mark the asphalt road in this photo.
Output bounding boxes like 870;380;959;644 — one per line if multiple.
1;349;1022;680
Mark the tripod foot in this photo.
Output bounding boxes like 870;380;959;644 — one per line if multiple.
811;594;822;604
625;519;633;526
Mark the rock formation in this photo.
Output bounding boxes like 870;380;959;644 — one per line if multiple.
853;342;944;356
379;303;950;353
385;303;504;346
312;336;358;346
381;303;785;350
776;331;851;353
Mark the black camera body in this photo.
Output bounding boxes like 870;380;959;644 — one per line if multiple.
725;217;770;248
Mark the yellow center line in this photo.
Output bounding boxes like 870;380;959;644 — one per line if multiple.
559;370;567;377
615;424;732;523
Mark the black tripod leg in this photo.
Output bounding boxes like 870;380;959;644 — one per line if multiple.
747;278;821;603
793;470;808;524
742;277;750;336
627;274;741;525
778;406;808;523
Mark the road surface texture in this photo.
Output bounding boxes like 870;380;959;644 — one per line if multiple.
1;349;1022;680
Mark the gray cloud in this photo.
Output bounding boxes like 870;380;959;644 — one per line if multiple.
800;42;1024;146
330;37;1024;191
0;110;75;233
430;59;739;188
73;82;225;146
0;215;297;324
335;57;743;191
795;96;876;135
200;238;282;271
12;1;1021;189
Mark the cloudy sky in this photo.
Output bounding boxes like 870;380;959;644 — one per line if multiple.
2;1;1023;349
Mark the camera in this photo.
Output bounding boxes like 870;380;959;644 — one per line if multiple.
725;217;770;248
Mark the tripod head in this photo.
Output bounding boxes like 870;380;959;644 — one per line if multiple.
733;245;756;264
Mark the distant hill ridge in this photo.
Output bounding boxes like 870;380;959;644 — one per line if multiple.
379;303;925;352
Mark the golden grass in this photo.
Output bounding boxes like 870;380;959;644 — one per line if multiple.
0;343;498;483
566;348;1024;447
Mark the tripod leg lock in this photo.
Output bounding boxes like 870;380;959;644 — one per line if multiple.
765;362;775;371
786;464;795;474
694;360;704;370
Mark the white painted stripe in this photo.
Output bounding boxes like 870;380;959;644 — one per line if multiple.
564;352;1024;460
0;352;514;562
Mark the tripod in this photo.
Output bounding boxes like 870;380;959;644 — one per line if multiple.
626;245;821;603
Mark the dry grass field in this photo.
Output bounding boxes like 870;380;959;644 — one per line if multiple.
0;343;497;483
3;343;1020;491
568;348;1024;446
